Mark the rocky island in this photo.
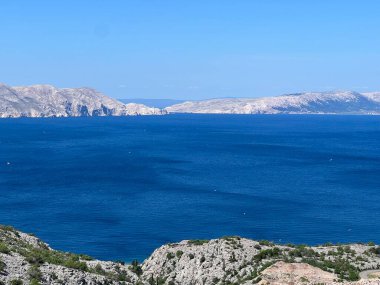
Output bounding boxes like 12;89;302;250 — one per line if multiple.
4;84;380;118
165;91;380;115
1;225;380;285
0;84;163;118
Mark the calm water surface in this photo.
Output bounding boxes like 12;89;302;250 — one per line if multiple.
1;115;380;261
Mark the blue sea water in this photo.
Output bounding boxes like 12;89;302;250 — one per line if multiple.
1;115;380;262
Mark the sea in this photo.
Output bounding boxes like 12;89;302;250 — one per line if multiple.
1;114;379;262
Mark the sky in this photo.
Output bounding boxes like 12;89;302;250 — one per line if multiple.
1;1;380;100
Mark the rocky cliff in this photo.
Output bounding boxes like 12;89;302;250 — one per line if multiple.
0;84;163;118
1;226;380;285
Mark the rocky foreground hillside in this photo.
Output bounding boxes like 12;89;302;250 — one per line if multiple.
165;91;380;115
1;226;380;285
0;83;163;118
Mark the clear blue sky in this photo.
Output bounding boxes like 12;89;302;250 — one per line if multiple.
1;1;380;100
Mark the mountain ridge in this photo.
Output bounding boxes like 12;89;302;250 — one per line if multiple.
165;91;380;115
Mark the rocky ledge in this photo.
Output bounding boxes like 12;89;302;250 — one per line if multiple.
1;226;380;285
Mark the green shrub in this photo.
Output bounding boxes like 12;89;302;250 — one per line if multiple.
254;247;281;261
369;247;380;255
166;252;175;260
0;259;6;272
117;271;132;282
187;240;209;246
288;247;318;258
222;236;241;241
259;240;274;246
22;248;89;271
129;259;143;276
94;263;106;274
148;276;167;285
10;280;23;285
63;258;88;271
229;252;237;262
79;254;93;261
301;258;360;281
343;246;355;254
50;272;58;280
176;250;183;258
0;242;10;254
259;261;275;272
29;279;41;285
0;225;16;232
28;264;42;281
348;269;360;281
25;253;44;265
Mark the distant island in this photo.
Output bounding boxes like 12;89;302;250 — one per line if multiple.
1;225;380;284
3;83;380;118
119;98;185;109
0;83;163;118
165;91;380;115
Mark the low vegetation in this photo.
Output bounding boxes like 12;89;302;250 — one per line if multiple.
129;260;143;276
187;239;209;246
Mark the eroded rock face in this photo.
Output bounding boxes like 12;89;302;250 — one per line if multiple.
259;261;338;285
0;83;164;118
165;91;380;114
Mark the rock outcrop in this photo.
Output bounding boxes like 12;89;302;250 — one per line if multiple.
165;91;380;114
0;83;164;118
1;226;380;284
